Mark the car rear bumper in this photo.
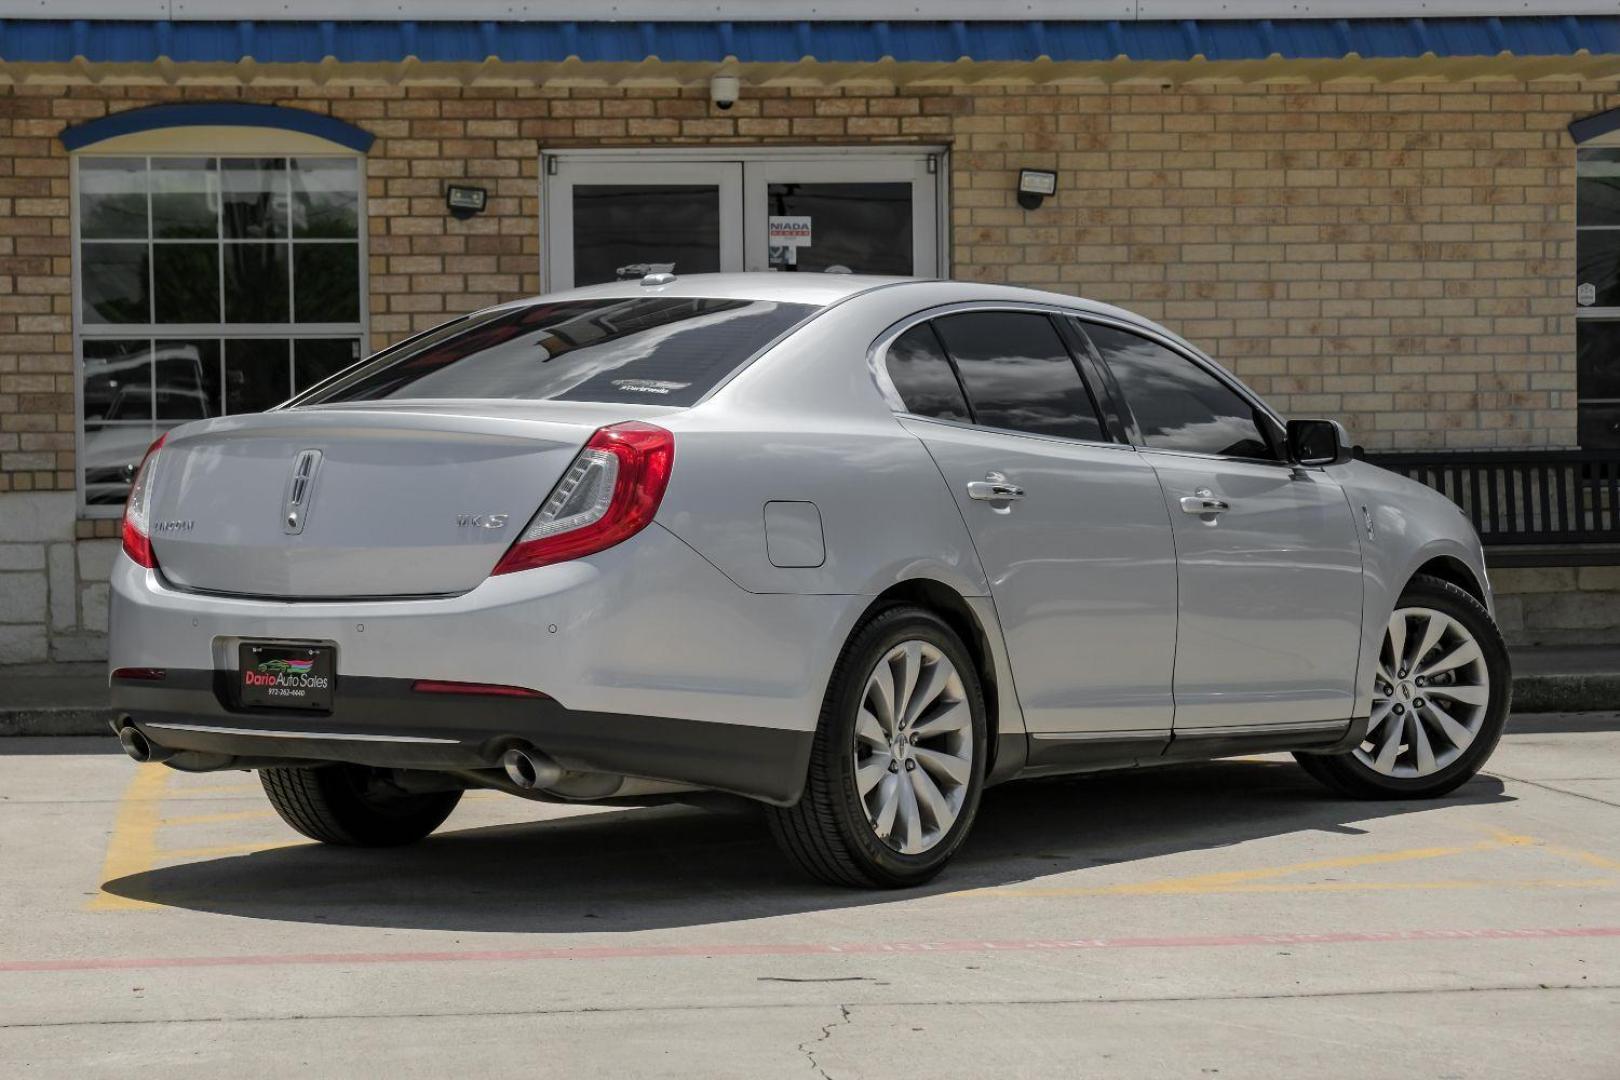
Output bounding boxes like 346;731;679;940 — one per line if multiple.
112;669;813;804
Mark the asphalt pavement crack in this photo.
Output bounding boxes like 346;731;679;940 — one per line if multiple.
798;1003;852;1080
1489;770;1620;810
5;983;1618;1033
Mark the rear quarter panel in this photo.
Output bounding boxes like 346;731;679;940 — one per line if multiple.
653;288;990;602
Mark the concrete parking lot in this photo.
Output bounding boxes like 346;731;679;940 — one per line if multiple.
3;714;1618;1079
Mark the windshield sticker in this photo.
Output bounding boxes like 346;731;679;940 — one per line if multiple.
611;379;691;395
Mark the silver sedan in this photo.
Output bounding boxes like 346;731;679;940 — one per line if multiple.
107;274;1510;887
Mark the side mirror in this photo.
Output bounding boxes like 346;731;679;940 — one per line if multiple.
1286;418;1352;467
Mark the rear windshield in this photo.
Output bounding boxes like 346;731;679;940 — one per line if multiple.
298;296;818;408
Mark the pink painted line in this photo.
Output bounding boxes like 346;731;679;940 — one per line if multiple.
4;926;1619;975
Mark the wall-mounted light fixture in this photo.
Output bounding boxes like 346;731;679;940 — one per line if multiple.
446;184;488;220
1016;168;1057;210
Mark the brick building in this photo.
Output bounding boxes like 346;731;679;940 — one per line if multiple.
3;1;1620;665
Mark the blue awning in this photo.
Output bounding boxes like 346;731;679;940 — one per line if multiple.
0;16;1614;66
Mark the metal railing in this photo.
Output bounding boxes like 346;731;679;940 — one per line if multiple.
1363;449;1620;565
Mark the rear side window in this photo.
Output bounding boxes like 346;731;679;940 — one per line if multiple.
301;297;816;408
931;311;1105;441
884;322;970;422
1084;322;1276;460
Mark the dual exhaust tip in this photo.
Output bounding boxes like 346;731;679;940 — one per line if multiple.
123;721;561;792
118;723;167;764
501;746;562;790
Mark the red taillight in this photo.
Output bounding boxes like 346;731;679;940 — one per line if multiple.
411;680;549;699
491;421;674;576
121;433;168;569
111;667;167;682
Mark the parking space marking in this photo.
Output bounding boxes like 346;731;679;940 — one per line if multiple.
966;831;1620;899
1490;828;1620;871
158;809;277;827
88;766;299;911
86;766;170;913
156;841;296;860
89;771;1620;913
6;926;1620;975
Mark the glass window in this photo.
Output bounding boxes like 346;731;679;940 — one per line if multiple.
292;159;360;239
884;323;970;422
930;311;1104;441
152;244;219;324
571;185;722;287
294;338;363;394
1578;148;1620;449
766;182;913;275
150;158;217;239
78;158;147;240
80;243;150;325
305;298;814;408
1577;319;1620;449
76;154;365;508
1085;322;1276;460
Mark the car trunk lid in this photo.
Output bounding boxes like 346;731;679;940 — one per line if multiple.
144;402;673;598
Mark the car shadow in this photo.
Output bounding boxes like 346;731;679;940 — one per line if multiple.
100;758;1513;933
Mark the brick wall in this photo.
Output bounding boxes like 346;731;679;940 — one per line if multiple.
0;72;1613;662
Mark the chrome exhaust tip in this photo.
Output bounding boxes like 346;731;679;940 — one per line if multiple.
118;724;155;763
501;746;562;790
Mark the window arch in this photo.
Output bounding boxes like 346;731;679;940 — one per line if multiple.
66;104;371;511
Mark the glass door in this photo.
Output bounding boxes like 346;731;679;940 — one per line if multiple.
544;160;742;288
743;156;938;276
543;151;942;289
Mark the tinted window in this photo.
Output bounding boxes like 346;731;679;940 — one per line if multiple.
932;312;1104;441
303;297;815;408
1085;323;1275;460
885;323;969;422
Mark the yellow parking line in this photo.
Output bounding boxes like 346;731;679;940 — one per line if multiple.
1488;827;1620;871
165;782;260;795
986;841;1500;899
969;877;1619;898
158;809;277;827
157;841;299;859
86;765;171;912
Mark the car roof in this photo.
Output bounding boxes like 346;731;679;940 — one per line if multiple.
507;272;909;307
486;273;1170;337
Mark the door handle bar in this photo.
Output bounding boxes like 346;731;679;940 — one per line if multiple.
967;480;1025;502
1180;495;1230;515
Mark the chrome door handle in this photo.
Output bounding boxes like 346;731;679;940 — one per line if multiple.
967;480;1025;502
1180;493;1230;515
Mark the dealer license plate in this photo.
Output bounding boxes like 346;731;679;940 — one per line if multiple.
238;643;335;710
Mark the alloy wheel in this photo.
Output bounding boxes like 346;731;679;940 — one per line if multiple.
1357;606;1491;779
852;640;974;855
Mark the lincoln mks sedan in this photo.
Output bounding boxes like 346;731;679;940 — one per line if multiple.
108;274;1510;887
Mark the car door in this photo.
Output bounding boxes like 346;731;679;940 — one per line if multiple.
1078;319;1364;733
883;309;1179;754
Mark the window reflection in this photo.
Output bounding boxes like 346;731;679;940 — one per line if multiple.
1086;323;1274;460
1577;147;1620;448
766;182;913;275
77;154;364;504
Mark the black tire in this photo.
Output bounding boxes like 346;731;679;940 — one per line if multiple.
260;764;462;846
1295;573;1511;800
767;605;988;888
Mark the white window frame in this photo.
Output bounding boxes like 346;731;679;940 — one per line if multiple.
1577;132;1620;447
71;150;370;518
540;145;948;291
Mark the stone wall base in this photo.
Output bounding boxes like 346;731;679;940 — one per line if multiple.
1492;565;1620;646
0;493;113;666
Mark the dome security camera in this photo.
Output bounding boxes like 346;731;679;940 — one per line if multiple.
710;74;740;110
